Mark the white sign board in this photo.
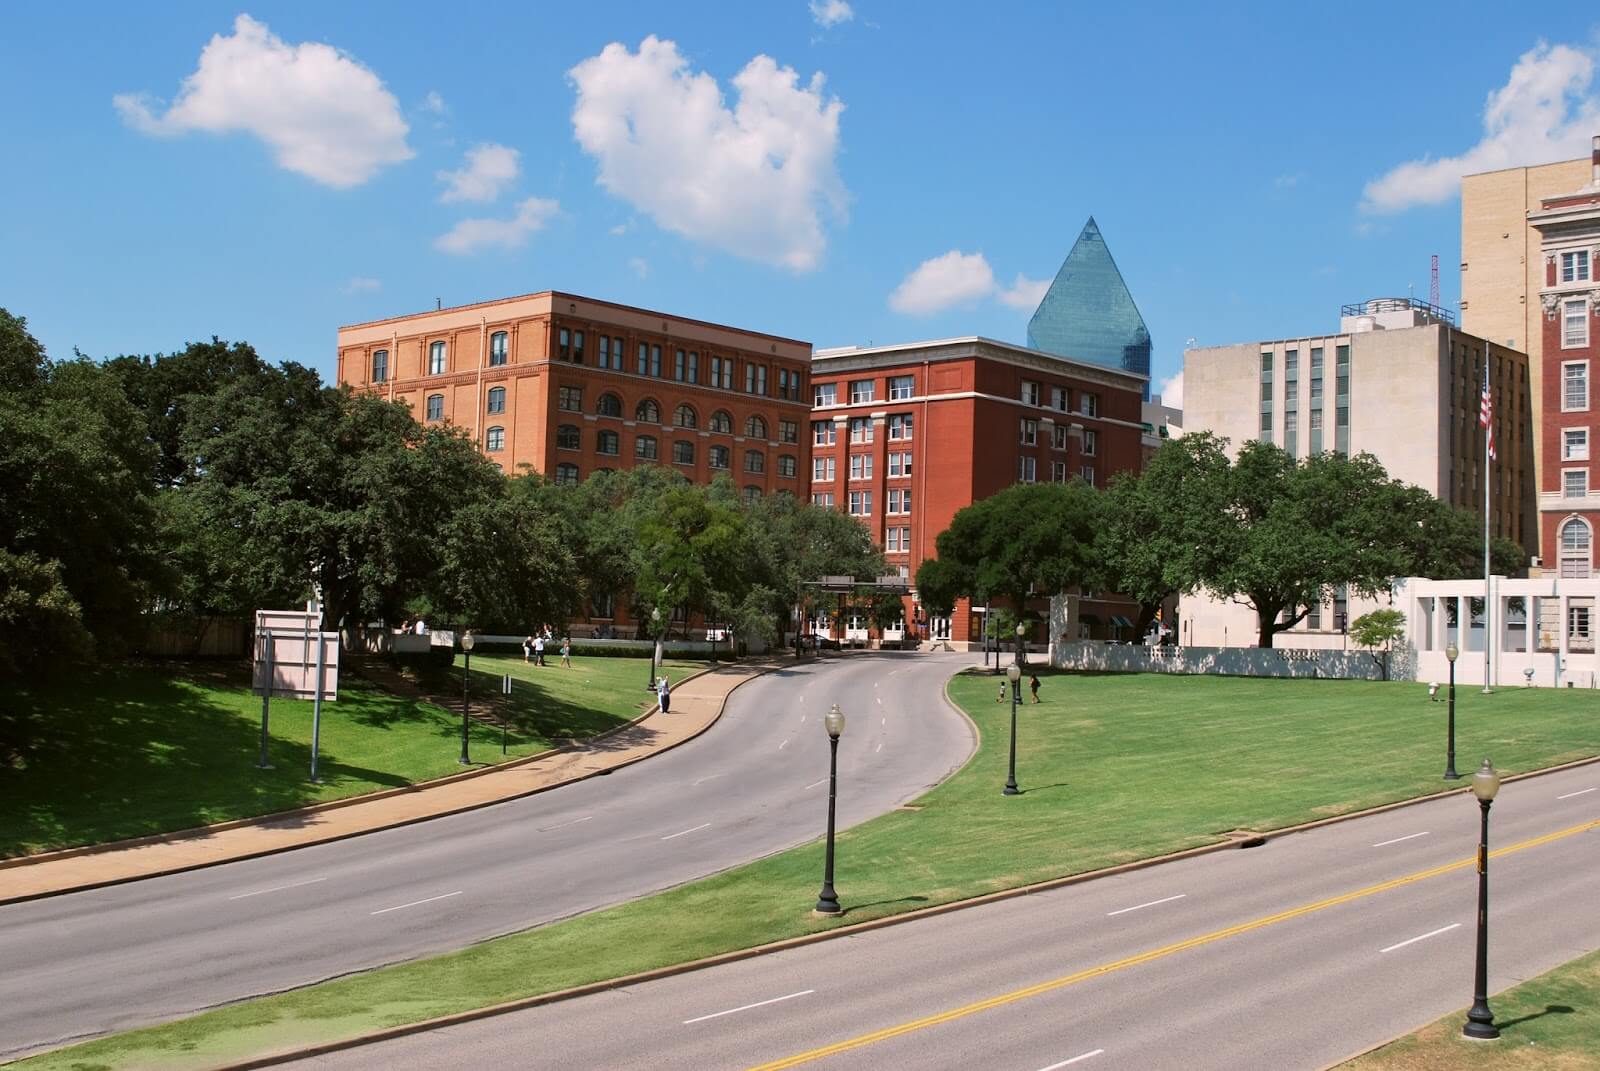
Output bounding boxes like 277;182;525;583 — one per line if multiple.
253;610;339;701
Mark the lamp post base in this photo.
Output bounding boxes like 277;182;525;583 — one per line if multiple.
1444;769;1460;780
814;890;841;915
1003;782;1020;796
1463;1013;1500;1041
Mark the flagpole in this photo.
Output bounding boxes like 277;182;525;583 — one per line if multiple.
1482;358;1493;694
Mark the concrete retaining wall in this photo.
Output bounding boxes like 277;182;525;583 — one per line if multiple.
1052;641;1417;681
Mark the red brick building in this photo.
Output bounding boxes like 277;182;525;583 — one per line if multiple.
809;337;1147;647
1531;141;1600;580
336;291;813;633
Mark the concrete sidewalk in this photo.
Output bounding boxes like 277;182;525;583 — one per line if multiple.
0;660;784;906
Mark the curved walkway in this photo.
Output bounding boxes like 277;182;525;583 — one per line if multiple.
0;661;763;906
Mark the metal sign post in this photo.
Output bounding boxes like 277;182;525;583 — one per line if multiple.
501;674;512;754
310;617;326;782
257;632;274;769
253;609;340;779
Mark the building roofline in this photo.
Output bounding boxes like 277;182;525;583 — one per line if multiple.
1461;153;1589;181
1184;321;1524;356
338;290;811;347
813;335;1148;387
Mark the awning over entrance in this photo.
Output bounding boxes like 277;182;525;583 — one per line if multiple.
1110;615;1134;629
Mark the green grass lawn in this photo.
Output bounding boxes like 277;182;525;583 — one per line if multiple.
1340;947;1600;1070
14;671;1600;1070
0;654;700;858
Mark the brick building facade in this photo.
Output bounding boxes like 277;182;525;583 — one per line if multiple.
808;337;1146;648
1530;140;1600;581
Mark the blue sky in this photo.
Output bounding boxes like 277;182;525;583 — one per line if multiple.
4;2;1599;404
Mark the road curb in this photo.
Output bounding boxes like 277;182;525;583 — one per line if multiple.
0;661;759;907
183;694;1600;1070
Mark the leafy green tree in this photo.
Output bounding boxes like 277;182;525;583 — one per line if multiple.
1350;608;1407;680
742;490;888;644
632;483;752;633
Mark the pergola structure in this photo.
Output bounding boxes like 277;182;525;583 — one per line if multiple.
795;575;911;656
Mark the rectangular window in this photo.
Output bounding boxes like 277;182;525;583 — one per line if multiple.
1284;349;1298;380
1083;429;1097;456
572;331;584;364
1260;351;1274;374
649;345;662;377
849;379;875;404
814;382;837;407
485;426;505;451
813;420;837;446
1564;428;1589;461
1572;604;1593;637
1052;424;1067;450
1310;408;1324;454
687;351;699;384
597;336;610;369
1051;386;1069;412
558;386;583;411
371;349;388;382
1021;380;1040;406
850;417;874;443
1019;456;1036;483
886;487;912;514
812;456;836;481
745;364;768;395
811;492;834;508
558;329;570;361
778;455;797;477
1565;362;1589;411
1561;250;1591;282
674;349;687;381
1052;461;1067;482
429;341;446;375
848;491;872;515
886;527;901;552
1019;418;1038;445
887;451;913;477
1564;469;1589;498
779;420;798;444
1259;411;1273;443
889;375;915;400
1079;464;1095;486
1283;410;1298;457
489;332;508;366
849;453;873;480
888;413;913;440
1565;300;1590;348
637;342;649;376
1335;407;1349;455
1307;601;1322;630
1080;392;1099;417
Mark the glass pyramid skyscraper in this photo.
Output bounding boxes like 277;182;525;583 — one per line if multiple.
1026;217;1152;399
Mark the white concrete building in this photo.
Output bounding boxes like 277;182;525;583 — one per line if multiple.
1402;575;1598;688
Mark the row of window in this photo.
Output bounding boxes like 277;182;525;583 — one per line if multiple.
810;452;916;482
552;424;795;475
554;387;798;441
1019;380;1100;417
811;414;914;445
1018;457;1097;485
1018;420;1098;453
813;375;916;407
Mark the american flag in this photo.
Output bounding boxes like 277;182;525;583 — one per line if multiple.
1479;380;1496;461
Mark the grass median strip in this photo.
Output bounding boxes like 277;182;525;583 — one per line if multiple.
12;672;1600;1070
1338;945;1600;1069
1;655;699;857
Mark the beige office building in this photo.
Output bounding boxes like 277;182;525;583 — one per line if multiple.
1461;147;1594;505
1179;298;1533;647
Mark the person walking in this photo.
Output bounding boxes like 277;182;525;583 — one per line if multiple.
522;635;534;663
1029;674;1041;704
996;679;1006;703
656;674;672;714
534;634;546;666
559;638;572;668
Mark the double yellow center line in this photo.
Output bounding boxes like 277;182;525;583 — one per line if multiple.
747;818;1600;1070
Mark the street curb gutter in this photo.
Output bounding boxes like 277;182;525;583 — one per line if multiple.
191;694;1600;1070
0;661;751;907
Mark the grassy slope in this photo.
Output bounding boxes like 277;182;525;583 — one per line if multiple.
1341;947;1600;1070
13;671;1600;1069
0;654;699;857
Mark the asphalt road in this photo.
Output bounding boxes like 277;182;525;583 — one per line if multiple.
284;762;1600;1071
0;651;979;1061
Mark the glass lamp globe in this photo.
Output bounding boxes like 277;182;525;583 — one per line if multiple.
824;704;846;739
1470;758;1501;802
1006;663;1021;683
460;631;476;652
1445;642;1459;663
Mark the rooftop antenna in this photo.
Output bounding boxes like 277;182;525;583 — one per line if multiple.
436;297;442;310
1430;254;1440;307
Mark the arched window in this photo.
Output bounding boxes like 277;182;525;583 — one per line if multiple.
591;591;615;618
557;424;581;450
371;349;389;383
744;450;766;474
425;394;444;421
635;434;658;460
429;341;446;375
708;410;733;434
635;398;661;423
555;463;580;486
1560;518;1593;578
597;392;623;417
485;426;505;451
672;440;695;465
708;445;730;469
778;454;797;478
743;485;762;503
487;386;506;414
489;331;508;366
597;430;620;456
744;415;768;439
673;404;698;429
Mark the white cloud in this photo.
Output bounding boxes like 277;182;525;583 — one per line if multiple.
434;197;559;255
569;36;846;271
629;256;650;278
888;254;1052;315
437;143;521;203
113;14;412;189
997;273;1050;310
344;276;381;293
1157;370;1183;409
889;250;996;314
810;0;854;28
421;91;447;115
609;219;633;235
1362;42;1600;213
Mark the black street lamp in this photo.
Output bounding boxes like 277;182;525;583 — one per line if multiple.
815;703;846;915
645;606;662;691
1464;758;1502;1041
459;631;476;766
1444;642;1460;780
1004;662;1021;796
